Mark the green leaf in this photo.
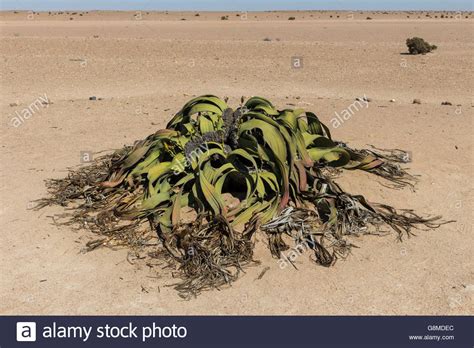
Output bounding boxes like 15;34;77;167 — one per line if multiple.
308;147;350;167
197;170;225;216
188;103;222;117
239;119;288;163
245;96;274;109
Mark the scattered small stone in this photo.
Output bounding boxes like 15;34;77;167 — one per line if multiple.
89;96;97;101
9;102;18;107
256;266;271;280
413;99;421;104
356;96;371;102
441;101;452;106
263;37;272;41
455;145;458;150
389;99;396;102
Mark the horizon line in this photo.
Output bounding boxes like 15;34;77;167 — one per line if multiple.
1;8;472;12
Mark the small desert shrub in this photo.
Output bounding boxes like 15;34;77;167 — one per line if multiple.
406;37;437;55
288;16;296;20
221;15;229;20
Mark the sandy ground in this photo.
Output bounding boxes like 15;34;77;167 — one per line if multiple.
0;11;473;315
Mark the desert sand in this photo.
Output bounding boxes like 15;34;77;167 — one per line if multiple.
0;11;472;315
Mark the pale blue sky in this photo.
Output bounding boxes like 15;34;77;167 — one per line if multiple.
1;0;472;11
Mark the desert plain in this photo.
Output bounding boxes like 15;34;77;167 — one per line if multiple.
0;10;473;315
